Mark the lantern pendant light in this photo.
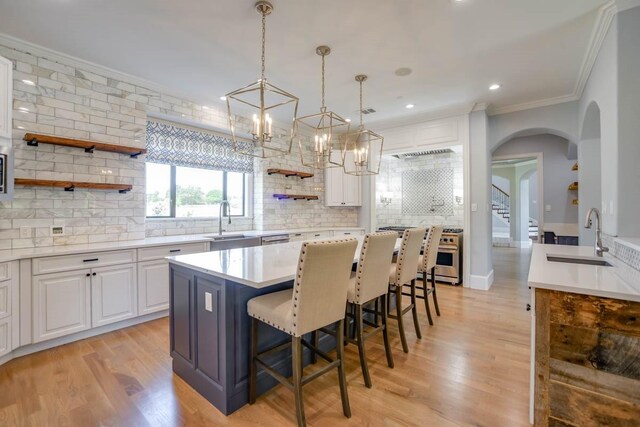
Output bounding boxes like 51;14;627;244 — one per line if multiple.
225;1;299;158
295;46;349;169
343;75;384;176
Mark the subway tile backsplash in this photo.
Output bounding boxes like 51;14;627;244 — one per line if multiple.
0;42;357;248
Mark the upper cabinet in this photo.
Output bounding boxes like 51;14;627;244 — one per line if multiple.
0;55;12;139
325;167;361;207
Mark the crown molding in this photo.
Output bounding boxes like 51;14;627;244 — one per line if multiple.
369;104;472;131
574;1;617;99
488;94;579;116
471;102;489;112
0;32;225;111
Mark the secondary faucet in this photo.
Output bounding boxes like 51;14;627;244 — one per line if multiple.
584;207;609;257
219;200;231;235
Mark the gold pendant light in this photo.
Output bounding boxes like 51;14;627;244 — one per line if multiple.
343;75;384;176
295;46;349;169
225;1;299;158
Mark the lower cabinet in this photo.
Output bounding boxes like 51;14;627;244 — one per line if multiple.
33;269;92;343
0;318;10;357
138;260;170;315
91;263;137;328
32;263;138;343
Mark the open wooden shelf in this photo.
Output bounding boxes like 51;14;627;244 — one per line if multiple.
23;133;147;158
267;168;314;179
572;162;578;171
273;194;318;201
15;178;132;193
568;182;578;191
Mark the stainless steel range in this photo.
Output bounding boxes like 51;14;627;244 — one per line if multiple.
378;226;464;285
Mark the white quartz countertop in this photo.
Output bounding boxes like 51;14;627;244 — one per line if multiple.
168;236;401;288
0;227;365;263
528;244;640;302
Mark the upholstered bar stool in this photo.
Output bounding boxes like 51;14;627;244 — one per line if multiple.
415;226;444;325
247;238;358;427
388;227;426;353
345;231;397;388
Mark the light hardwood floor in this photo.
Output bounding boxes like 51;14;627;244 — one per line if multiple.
0;247;532;426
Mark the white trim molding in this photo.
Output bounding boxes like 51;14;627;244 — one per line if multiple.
469;270;495;291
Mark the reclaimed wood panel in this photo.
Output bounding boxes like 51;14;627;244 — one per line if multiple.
549;381;639;426
549;291;640;338
535;290;551;425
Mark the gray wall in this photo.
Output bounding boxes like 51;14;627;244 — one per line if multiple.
529;171;539;222
493;134;578;225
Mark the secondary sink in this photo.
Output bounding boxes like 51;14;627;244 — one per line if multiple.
546;254;612;267
204;234;246;241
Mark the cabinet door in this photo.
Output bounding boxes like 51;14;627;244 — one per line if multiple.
91;263;137;328
324;167;345;206
342;173;361;206
0;318;9;357
33;270;91;343
138;260;169;315
0;55;11;139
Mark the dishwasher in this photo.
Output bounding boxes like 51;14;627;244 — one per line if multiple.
261;234;290;245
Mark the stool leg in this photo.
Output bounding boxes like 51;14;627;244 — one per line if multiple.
373;298;379;326
423;272;434;326
311;331;318;364
292;336;306;426
355;304;372;388
336;319;351;418
380;294;394;369
249;317;258;404
431;266;441;316
395;285;409;353
410;279;422;339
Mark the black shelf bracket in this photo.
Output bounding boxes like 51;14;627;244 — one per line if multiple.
84;145;96;153
27;138;38;147
64;185;75;192
130;151;143;159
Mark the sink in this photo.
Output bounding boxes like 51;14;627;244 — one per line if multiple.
546;254;612;267
204;234;246;241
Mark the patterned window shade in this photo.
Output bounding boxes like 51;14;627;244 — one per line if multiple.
146;121;254;174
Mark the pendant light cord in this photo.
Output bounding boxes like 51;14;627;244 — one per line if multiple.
359;80;364;127
261;10;266;80
321;54;326;109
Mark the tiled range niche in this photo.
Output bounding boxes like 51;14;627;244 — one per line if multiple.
376;147;464;228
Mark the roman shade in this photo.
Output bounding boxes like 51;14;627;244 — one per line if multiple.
146;120;254;174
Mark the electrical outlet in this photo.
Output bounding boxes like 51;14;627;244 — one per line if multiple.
50;225;65;236
205;292;213;312
471;203;478;212
545;205;551;212
20;227;31;238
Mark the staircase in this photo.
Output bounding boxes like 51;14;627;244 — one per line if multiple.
491;185;539;239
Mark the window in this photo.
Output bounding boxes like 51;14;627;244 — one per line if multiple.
146;162;247;218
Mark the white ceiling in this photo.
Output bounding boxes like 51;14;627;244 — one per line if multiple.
0;0;609;125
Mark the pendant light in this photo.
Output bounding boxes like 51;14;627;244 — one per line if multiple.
295;46;349;169
225;1;299;158
343;75;384;176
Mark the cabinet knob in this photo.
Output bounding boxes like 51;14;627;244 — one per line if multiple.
92;272;97;276
526;304;531;312
86;273;90;277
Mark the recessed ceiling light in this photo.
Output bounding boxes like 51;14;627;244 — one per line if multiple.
202;105;209;110
220;96;227;101
394;67;412;77
345;118;352;123
489;83;501;90
22;79;35;86
17;126;25;130
181;114;186;117
405;104;415;109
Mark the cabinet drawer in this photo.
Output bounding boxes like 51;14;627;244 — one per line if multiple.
32;249;137;275
0;318;9;357
333;229;364;237
0;262;9;281
305;231;333;240
0;280;9;319
137;242;207;262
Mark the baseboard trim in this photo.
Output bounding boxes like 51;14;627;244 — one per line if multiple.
469;270;495;291
0;310;168;367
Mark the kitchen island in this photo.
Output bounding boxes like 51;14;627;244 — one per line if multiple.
527;244;640;426
167;237;400;415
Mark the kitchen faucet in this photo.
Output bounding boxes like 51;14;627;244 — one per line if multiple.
584;207;609;257
219;200;231;236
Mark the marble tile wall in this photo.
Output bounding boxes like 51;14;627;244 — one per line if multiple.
375;149;464;228
602;234;640;271
0;42;357;248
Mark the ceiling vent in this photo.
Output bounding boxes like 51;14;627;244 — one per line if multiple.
361;108;376;114
392;148;454;159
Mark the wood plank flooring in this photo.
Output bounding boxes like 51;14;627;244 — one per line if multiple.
0;247;532;426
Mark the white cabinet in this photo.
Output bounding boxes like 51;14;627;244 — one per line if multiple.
305;231;333;240
332;229;365;237
289;232;306;242
91;263;137;327
0;55;11;139
0;318;9;357
33;270;92;343
325;167;361;207
138;260;170;315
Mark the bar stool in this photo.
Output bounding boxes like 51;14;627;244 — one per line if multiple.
345;231;397;388
247;238;358;427
416;226;444;325
388;227;426;353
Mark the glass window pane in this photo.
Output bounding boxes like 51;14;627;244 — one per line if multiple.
146;163;171;217
175;166;223;218
226;172;245;216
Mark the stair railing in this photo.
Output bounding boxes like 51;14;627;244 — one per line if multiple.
491;184;510;212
